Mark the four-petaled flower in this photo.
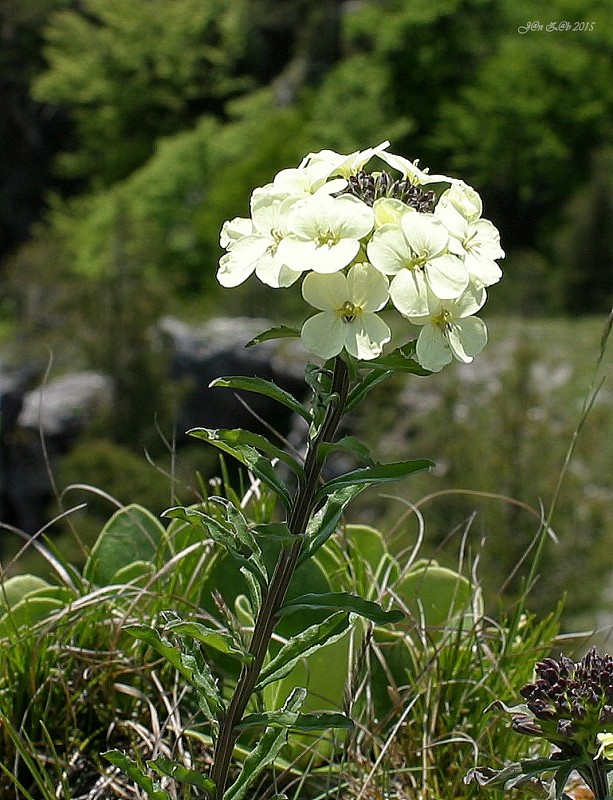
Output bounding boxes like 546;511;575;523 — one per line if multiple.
407;287;488;373
300;264;391;361
278;194;375;275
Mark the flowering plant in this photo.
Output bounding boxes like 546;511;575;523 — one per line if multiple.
106;143;503;800
467;648;613;799
218;141;504;372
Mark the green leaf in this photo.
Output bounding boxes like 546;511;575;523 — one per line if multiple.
102;751;172;800
124;624;224;722
346;367;395;413
165;620;253;664
366;341;430;374
237;709;353;732
257;612;350;689
0;575;51;610
223;688;306;800
299;484;367;564
244;325;301;347
188;428;293;510
148;757;215;795
163;503;268;587
314;459;433;503
209;376;310;422
318;435;374;465
192;427;304;478
84;504;166;585
278;592;404;625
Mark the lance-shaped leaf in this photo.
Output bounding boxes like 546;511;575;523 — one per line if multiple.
244;325;301;348
367;342;430;374
318;435;374;465
102;751;172;800
224;688;306;800
346;367;395;413
193;427;303;478
236;710;353;733
278;592;404;625
240;565;262;618
187;428;293;510
148;757;216;796
257;612;350;689
314;459;433;503
164;620;252;664
299;483;367;565
125;623;224;723
210;376;310;423
163;503;268;587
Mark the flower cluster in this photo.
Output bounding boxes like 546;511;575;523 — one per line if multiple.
512;648;613;759
217;142;504;371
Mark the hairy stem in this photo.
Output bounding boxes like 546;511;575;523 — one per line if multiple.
211;357;350;798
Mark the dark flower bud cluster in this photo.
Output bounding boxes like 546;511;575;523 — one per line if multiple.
514;648;613;756
345;170;436;212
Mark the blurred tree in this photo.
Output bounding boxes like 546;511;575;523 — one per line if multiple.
554;147;613;314
0;0;74;259
31;0;250;184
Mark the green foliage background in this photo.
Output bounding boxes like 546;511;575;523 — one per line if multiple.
1;0;612;624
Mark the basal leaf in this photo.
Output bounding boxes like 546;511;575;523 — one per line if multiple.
278;592;404;625
84;504;166;585
210;376;310;422
314;459;433;502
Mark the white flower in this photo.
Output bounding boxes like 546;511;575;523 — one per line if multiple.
435;201;504;289
299;141;390;179
300;263;391;361
437;181;483;222
278;194;375;274
272;161;347;197
217;190;301;288
219;216;253;250
367;213;468;316
372;197;414;228
378;151;457;187
407;286;488;372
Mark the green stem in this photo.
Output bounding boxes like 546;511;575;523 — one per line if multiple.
211;357;350;799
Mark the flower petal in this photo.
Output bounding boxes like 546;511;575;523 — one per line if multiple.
217;235;270;287
448;317;488;361
302;271;348;311
367;224;409;275
389;269;430;317
301;312;346;359
424;254;469;299
347;263;389;312
344;313;391;360
416;324;452;372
